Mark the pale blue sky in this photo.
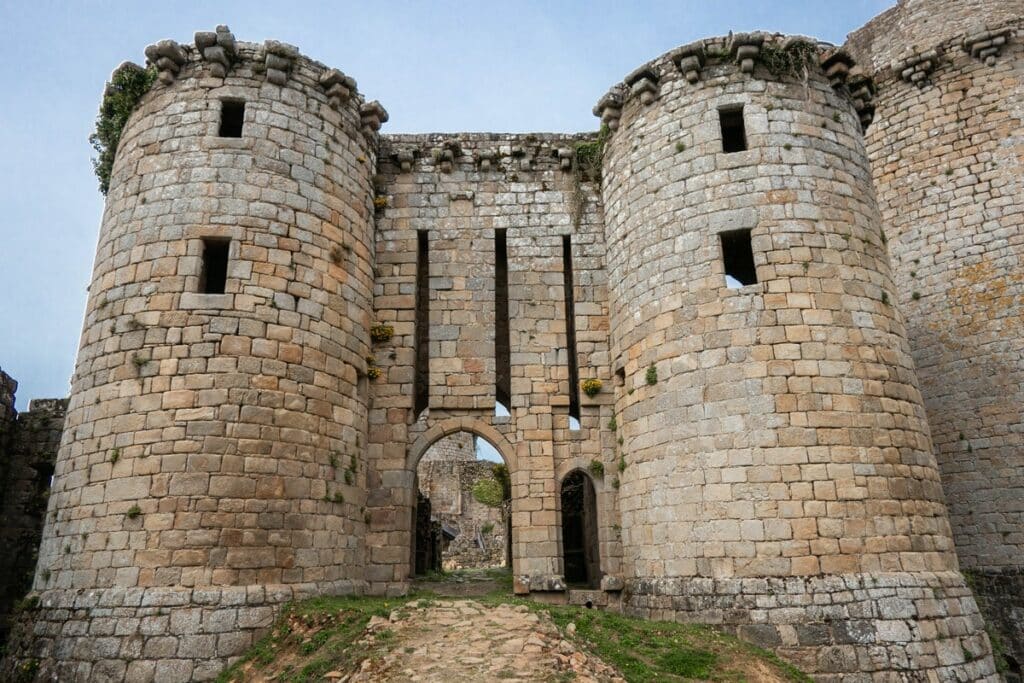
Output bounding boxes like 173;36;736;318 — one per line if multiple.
0;0;891;409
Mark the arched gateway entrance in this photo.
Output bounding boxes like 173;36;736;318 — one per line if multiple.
412;431;511;575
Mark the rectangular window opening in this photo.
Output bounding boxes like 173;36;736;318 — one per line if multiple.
200;238;230;294
495;229;512;413
219;100;245;138
414;230;430;417
562;235;581;428
719;106;747;153
720;229;758;287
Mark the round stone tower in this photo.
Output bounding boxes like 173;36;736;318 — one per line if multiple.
13;31;382;681
847;0;1024;669
598;34;998;679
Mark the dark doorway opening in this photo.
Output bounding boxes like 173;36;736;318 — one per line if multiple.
561;470;600;587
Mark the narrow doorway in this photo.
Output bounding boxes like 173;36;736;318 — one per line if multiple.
560;470;600;587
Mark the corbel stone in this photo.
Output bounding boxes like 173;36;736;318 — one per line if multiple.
433;141;460;173
625;66;660;105
671;41;706;84
194;26;236;78
476;149;498;172
962;25;1013;66
394;149;416;173
448;191;474;203
893;49;939;87
557;148;573;171
847;70;876;131
359;101;389;136
731;32;765;74
319;69;357;109
592;86;625;131
143;40;188;86
820;49;855;88
264;40;299;86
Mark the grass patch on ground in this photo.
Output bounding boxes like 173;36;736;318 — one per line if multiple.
477;594;811;682
215;594;403;683
221;568;809;683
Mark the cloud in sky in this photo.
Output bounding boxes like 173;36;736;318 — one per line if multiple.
0;0;892;408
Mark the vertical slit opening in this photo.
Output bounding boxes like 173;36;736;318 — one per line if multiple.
219;100;245;138
719;105;747;153
562;236;581;428
720;229;758;287
414;230;430;417
199;238;230;294
495;229;511;414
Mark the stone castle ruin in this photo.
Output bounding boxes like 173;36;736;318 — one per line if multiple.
2;0;1023;680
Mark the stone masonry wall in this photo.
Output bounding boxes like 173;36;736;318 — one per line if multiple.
5;3;1024;680
848;0;1024;672
366;133;617;594
3;33;382;682
599;33;997;680
0;371;67;647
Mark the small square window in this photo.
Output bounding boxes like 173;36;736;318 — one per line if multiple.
720;229;757;287
719;106;747;153
219;100;245;138
200;239;230;294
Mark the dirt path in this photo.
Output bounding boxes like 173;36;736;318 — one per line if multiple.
344;599;624;682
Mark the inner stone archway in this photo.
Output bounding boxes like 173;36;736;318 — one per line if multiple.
413;431;511;574
560;470;600;588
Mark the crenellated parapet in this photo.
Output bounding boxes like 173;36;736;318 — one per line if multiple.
594;33;877;132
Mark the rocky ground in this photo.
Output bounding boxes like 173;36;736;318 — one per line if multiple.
343;599;623;682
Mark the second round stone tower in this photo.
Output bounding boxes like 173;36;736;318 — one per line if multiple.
23;32;382;680
598;35;998;679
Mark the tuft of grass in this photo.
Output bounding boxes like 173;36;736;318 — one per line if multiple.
126;505;141;519
645;364;658;386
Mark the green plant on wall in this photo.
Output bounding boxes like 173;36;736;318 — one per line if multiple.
570;124;610;229
472;477;505;508
90;64;158;194
756;39;818;80
645;364;658;385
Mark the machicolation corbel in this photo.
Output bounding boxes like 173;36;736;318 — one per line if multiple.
359;100;389;136
625;66;660;105
476;149;498;172
194;26;237;78
671;41;706;84
893;48;939;87
264;40;299;85
432;140;461;172
962;25;1013;66
319;69;357;109
847;69;876;130
394;148;416;173
557;148;573;171
592;86;624;131
730;32;765;74
143;40;188;86
820;49;855;88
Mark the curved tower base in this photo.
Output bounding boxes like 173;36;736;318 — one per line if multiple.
625;572;996;681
